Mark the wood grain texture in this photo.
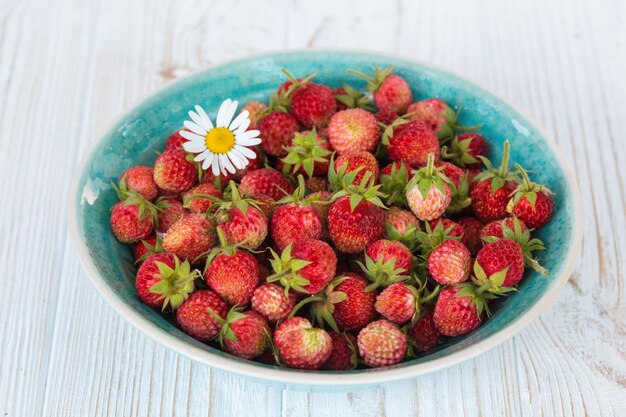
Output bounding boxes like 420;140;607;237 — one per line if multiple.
0;0;624;416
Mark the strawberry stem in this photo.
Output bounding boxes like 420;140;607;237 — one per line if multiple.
498;140;511;179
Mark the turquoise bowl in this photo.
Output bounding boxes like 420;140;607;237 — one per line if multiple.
69;50;583;388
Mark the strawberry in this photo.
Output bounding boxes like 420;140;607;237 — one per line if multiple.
375;108;400;125
366;239;413;275
470;140;518;223
153;149;196;194
435;162;465;187
406;98;472;139
507;164;555;229
241;101;267;129
429;218;464;238
349;66;412;113
309;190;332;241
414;219;462;258
214;184;268;250
305;176;329;193
213;309;270;359
251;283;296;323
176;289;228;342
357;320;407;367
182;182;222;214
386;121;440;168
327;108;380;154
135;253;198;310
408;309;442;352
239;168;294;201
119;166;158;200
110;195;156;244
457;216;483;256
375;282;417;324
475;238;525;288
379;161;413;206
332;273;376;332
436;162;471;214
291;83;337;129
257;111;299;157
334;151;380;186
428;240;471;285
270;178;323;251
133;234;163;264
480;217;528;241
442;133;489;168
433;286;486;336
280;130;332;178
274;316;332;370
322;332;358;371
384;207;420;249
165;131;188;151
267;239;337;294
155;197;186;233
162;214;216;263
405;154;452;220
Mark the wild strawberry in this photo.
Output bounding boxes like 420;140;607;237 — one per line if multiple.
457;216;483;256
270;178;323;251
436;161;471;214
387;121;440;168
135;253;198;310
366;239;413;275
165;131;188;151
475;238;525;288
182;182;222;214
333;85;375;112
334;151;379;187
436;162;464;187
406;98;472;139
322;332;358;371
408;309;442;352
267;239;337;295
327;108;380;154
239;168;294;201
257;111;299;157
213;309;271;359
309;190;332;241
428;240;471;285
405;154;452;220
110;195;156;244
153;149;196;194
241;101;267;129
379;161;412;206
357;320;407;367
305;176;329;193
119;166;158;200
176;289;228;342
433;286;486;336
280;130;332;178
375;282;417;324
349;66;412;113
429;218;464;238
414;219;461;258
470;140;518;223
384;207;420;249
442;133;489;168
274;316;332;370
375;108;400;125
507;164;555;229
480;217;528;241
251;283;296;323
155;197;186;233
133;234;163;264
163;214;215;263
331;273;376;332
291;83;336;129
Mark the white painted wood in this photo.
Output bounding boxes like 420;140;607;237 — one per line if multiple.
0;0;624;416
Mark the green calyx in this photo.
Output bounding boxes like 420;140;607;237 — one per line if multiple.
438;104;482;140
508;163;554;210
148;256;199;310
380;163;411;207
347;65;394;94
202;227;251;273
379;113;413;146
328;157;387;212
290;276;350;332
385;221;420;252
446;174;472;214
264;69;317;113
441;135;481;167
114;183;159;224
335;84;375;111
414;221;461;258
404;153;451;200
266;244;313;295
208;306;247;346
405;279;441;325
473;140;519;194
453;282;500;318
281;130;332;179
470;261;517;296
357;255;410;292
214;181;264;220
136;236;164;264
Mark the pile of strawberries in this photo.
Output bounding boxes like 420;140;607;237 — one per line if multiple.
110;67;555;370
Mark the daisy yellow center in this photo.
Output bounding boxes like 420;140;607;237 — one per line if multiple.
205;127;235;154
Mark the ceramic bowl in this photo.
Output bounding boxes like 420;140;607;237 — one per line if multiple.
69;50;583;388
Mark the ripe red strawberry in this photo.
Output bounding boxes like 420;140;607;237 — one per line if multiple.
110;196;156;244
322;332;357;371
433;286;484;336
405;154;452;220
204;245;259;306
442;133;489;168
408;309;442;352
334;151;380;186
257;111;299;157
133;234;163;264
384;207;420;248
457;216;483;256
366;239;413;275
332;273;376;332
375;108;400;125
375;282;417;324
176;289;228;342
480;217;528;241
241;101;267;129
280;130;332;178
267;239;337;294
162;214;216;263
274;316;332;370
350;66;412;113
308;190;332;241
428;240;471;285
387;121;440;168
155;197;186;233
305;176;329;192
475;238;525;288
507;164;555;229
216;309;270;359
165;131;188;151
251;283;296;323
429;218;464;238
239;168;294;201
135;253;197;310
357;320;407;367
153;149;196;194
470;140;518;223
406;98;461;139
435;162;465;187
291;83;337;128
327;108;380;154
328;196;385;253
119;166;158;200
182;182;222;214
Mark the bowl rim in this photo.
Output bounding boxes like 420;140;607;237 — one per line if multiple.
68;48;583;387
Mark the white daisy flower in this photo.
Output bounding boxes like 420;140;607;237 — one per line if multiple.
179;99;262;176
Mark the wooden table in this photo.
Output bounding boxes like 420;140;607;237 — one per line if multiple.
1;0;624;415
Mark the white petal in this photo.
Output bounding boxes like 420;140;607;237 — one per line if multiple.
229;110;249;132
211;155;221;176
233;117;251;135
236;129;261;142
229;148;248;168
194;105;214;130
220;154;236;174
202;152;215;170
234;144;257;159
217;99;238;128
237;136;262;147
183;121;206;136
183;141;207;153
180;130;205;142
189;110;208;131
194;149;210;162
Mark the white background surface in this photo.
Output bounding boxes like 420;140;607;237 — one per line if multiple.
1;0;625;416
